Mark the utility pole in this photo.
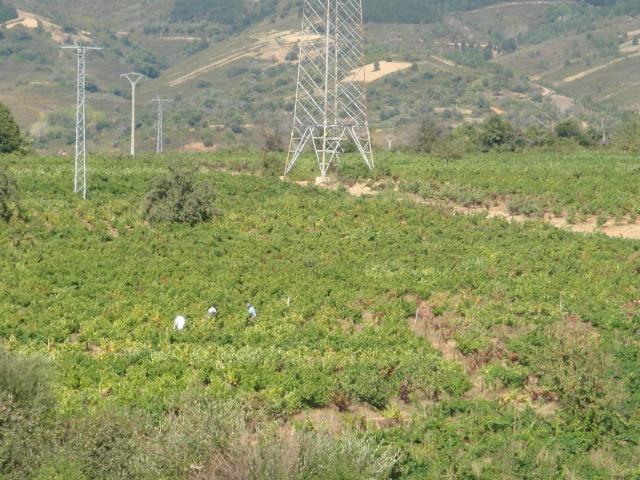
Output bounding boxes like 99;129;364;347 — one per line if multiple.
61;42;101;199
153;97;171;153
385;136;394;151
286;0;373;177
120;73;146;156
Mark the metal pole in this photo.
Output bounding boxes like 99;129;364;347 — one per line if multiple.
61;42;101;198
153;97;171;153
120;73;146;157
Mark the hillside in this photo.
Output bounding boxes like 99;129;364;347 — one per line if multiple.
3;150;640;477
1;0;640;154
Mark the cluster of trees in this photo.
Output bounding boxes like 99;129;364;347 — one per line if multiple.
362;0;640;24
586;0;640;15
363;0;536;24
170;0;281;29
0;0;17;23
413;112;640;159
126;47;169;79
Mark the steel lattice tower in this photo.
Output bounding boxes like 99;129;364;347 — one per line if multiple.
61;43;101;199
153;97;171;153
285;0;373;177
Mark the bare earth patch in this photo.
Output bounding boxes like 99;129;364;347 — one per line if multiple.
477;201;640;240
348;61;413;83
6;10;91;44
302;178;640;239
405;295;559;414
168;30;301;87
180;141;217;153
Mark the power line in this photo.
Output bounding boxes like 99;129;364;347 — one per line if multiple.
60;42;102;198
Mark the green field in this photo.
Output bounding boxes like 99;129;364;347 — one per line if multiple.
2;150;640;478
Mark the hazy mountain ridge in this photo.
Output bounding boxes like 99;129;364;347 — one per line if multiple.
1;0;639;153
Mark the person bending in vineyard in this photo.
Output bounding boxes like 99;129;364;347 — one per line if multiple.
247;303;257;319
174;315;186;330
206;306;217;318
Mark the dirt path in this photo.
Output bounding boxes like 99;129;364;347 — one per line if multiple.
562;53;640;83
430;55;463;69
168;30;300;87
462;201;640;239
464;0;574;14
6;10;91;44
328;181;640;240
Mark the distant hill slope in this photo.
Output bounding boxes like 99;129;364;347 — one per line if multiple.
1;0;639;153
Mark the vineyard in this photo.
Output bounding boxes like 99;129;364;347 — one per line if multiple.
2;150;640;478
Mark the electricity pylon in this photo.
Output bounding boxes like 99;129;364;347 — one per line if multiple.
120;73;146;156
285;0;373;177
153;97;171;153
61;42;101;198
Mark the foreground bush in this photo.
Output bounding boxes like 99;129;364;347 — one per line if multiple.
0;349;55;478
0;164;20;221
141;162;216;225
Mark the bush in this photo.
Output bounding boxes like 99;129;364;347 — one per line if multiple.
141;163;216;225
430;135;465;162
414;119;444;153
204;423;399;480
261;153;284;177
0;349;56;478
0;102;24;154
613;114;640;151
478;114;516;152
0;164;20;221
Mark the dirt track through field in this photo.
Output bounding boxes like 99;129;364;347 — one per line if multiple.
332;181;640;240
562;53;640;83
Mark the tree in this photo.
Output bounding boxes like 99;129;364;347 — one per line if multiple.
414;119;443;153
0;102;24;154
141;163;216;225
478;114;515;151
0;1;18;23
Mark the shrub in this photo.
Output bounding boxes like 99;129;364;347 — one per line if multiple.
0;102;24;154
478;114;515;152
0;164;20;221
414;119;444;153
260;125;285;152
554;118;582;138
204;423;399;480
506;195;544;217
141;163;216;225
430;135;465;162
613;114;640;151
261;153;284;177
0;349;56;478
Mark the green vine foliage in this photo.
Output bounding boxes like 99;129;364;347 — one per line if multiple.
3;151;640;478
